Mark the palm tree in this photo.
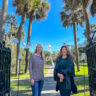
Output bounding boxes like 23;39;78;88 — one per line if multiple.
8;26;25;40
6;14;17;39
25;0;50;73
0;0;8;43
60;4;84;71
7;26;25;73
82;0;90;40
90;0;96;17
84;24;96;41
70;0;90;41
13;0;31;75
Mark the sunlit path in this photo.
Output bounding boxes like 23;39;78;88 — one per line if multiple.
11;68;89;96
42;68;60;96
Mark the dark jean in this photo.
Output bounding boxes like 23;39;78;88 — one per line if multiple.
31;80;44;96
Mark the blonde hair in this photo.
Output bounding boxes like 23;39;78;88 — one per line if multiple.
34;44;44;60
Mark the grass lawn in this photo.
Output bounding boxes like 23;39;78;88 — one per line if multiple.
72;63;89;96
71;79;89;96
11;66;49;79
75;63;88;77
11;64;89;79
11;63;88;79
11;80;32;96
11;79;89;96
11;67;49;96
11;63;90;96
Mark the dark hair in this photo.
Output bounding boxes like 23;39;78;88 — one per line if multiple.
34;44;44;60
56;46;74;61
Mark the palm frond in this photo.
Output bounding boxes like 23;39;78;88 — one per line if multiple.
60;1;84;28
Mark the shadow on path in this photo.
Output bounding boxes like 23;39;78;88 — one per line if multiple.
11;69;89;96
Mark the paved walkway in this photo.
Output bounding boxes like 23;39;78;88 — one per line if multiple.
42;68;59;96
42;68;88;96
11;68;88;96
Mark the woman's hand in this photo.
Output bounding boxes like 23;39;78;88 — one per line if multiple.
57;73;64;82
30;79;34;86
57;73;64;79
60;78;63;83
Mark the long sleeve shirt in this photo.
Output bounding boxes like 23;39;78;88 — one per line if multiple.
29;53;44;81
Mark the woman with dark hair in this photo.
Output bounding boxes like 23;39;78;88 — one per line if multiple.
29;44;44;96
54;45;75;96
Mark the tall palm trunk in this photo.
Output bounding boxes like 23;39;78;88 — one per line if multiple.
25;13;33;73
73;23;80;71
0;0;8;43
82;0;90;41
16;14;26;75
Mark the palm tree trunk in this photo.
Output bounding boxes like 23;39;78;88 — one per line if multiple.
16;14;26;75
82;0;90;41
25;15;33;73
73;23;80;71
0;0;8;43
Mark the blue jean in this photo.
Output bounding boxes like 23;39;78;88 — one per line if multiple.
31;80;44;96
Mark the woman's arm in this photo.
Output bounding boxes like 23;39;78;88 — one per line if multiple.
61;58;75;76
54;59;65;82
29;55;34;80
54;61;59;81
29;55;35;86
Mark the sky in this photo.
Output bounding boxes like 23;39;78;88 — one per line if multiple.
0;0;96;52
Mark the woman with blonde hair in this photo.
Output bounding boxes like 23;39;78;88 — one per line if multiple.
54;45;75;96
29;44;44;96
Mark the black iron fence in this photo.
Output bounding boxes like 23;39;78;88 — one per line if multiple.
86;42;96;96
0;43;11;96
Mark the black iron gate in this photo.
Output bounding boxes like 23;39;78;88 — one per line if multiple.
86;42;96;96
0;43;11;96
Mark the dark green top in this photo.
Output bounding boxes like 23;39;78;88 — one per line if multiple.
54;56;75;90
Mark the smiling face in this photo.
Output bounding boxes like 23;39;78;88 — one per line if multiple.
61;47;68;56
36;44;42;54
56;46;72;61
